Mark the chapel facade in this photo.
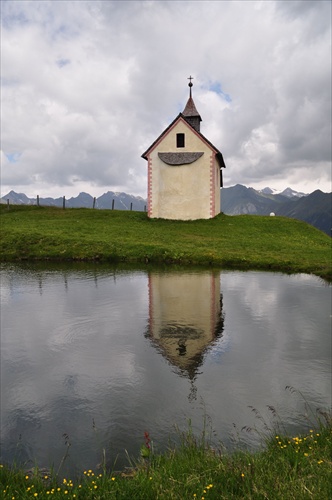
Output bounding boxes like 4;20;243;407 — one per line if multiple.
142;77;226;220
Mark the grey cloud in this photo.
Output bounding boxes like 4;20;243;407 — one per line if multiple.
276;0;329;20
275;0;331;42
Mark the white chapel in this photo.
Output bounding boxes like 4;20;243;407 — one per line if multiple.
142;77;226;220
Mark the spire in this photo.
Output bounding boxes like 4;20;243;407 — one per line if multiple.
182;76;202;132
188;75;193;98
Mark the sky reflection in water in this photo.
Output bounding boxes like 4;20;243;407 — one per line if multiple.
1;265;330;477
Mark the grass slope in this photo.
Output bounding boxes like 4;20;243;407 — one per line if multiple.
0;205;331;279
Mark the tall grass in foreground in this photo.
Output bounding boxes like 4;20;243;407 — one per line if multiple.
1;412;331;499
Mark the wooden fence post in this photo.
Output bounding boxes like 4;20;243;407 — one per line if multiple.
7;199;10;210
112;199;115;210
93;197;96;209
130;202;133;211
63;196;66;209
37;195;40;207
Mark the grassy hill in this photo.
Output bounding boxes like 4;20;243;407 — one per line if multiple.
221;185;332;236
276;190;332;235
0;205;331;279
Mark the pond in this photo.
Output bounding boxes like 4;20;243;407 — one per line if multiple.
0;264;331;478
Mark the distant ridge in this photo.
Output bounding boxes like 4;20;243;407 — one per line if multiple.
1;190;147;212
1;186;331;236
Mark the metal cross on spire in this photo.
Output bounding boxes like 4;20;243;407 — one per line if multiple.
188;75;193;97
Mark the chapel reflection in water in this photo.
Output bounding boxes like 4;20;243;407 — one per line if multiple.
145;271;224;398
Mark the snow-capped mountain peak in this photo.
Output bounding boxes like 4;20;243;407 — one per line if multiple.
280;187;307;198
259;187;307;198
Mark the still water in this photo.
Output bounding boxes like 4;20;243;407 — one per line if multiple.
1;264;331;477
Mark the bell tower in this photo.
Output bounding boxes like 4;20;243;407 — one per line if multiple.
182;76;202;133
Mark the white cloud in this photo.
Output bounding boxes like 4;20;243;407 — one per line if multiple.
1;0;331;198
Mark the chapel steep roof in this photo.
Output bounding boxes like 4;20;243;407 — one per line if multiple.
182;96;202;119
141;113;226;169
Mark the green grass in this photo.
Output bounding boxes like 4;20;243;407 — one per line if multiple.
1;420;331;499
0;205;331;279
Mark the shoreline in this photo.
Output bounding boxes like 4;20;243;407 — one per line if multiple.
1;420;331;499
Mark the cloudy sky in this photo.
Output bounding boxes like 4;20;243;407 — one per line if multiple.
1;0;331;199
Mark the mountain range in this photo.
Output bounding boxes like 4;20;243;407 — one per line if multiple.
1;186;331;236
1;190;147;212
